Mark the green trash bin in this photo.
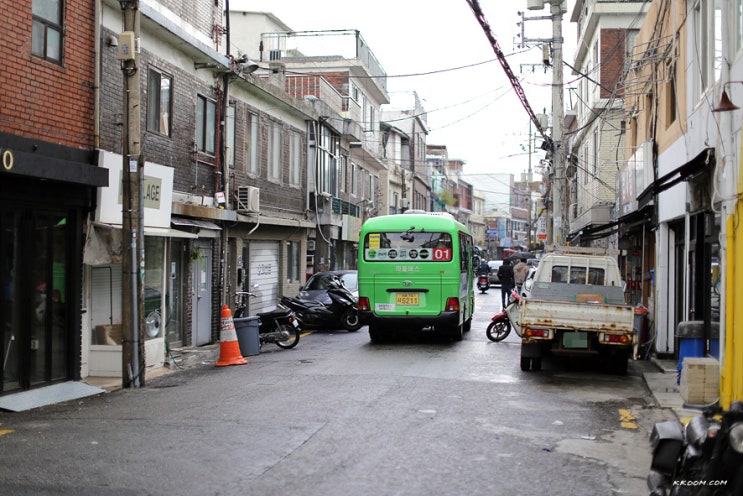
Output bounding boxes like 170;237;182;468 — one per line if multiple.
234;317;260;356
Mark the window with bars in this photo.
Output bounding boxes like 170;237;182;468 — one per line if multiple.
226;106;235;168
268;125;281;180
286;241;300;282
246;112;258;174
289;131;301;186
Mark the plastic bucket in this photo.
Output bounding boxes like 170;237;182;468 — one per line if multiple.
234;316;261;356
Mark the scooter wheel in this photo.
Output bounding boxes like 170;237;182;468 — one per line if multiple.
486;318;511;342
341;309;362;332
275;325;300;349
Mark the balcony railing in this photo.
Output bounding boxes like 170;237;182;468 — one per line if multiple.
260;30;387;92
332;197;360;217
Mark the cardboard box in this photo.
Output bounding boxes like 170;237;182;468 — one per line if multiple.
680;357;719;404
95;324;123;345
575;293;605;303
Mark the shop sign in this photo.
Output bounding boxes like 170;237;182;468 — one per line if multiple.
0;148;15;171
95;151;173;227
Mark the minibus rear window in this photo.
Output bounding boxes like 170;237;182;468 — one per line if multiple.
363;232;453;262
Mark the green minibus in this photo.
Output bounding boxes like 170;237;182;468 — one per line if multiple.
357;210;475;341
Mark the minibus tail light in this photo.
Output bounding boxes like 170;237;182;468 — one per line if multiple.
445;297;460;312
358;297;371;312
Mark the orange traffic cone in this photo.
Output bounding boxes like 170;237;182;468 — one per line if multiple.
216;305;247;367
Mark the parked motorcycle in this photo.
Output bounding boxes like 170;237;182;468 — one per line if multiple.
234;291;301;349
486;290;522;342
255;305;302;349
477;274;490;293
281;278;362;332
648;401;743;495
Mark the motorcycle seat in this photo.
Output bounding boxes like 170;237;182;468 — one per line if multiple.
256;307;293;319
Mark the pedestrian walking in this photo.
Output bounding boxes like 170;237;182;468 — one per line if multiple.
513;258;529;292
497;259;515;308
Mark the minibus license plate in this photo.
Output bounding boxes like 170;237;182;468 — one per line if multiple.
396;293;419;306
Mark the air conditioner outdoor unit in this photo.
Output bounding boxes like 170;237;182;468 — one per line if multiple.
237;186;260;213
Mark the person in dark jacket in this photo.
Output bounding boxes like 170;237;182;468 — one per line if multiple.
477;260;490;277
497;259;515;308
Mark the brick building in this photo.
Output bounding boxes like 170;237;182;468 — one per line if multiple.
1;0;108;396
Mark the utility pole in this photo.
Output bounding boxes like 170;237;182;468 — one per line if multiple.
549;0;566;246
522;0;566;246
119;0;144;388
527;120;533;250
219;2;232;311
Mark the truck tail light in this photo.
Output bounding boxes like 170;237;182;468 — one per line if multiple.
524;328;550;338
603;334;630;344
358;297;371;312
445;297;460;312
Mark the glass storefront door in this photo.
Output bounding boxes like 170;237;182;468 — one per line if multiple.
2;207;73;394
166;239;185;348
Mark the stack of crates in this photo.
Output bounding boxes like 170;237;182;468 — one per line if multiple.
679;357;719;405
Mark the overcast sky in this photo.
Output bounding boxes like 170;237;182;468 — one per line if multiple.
230;0;578;205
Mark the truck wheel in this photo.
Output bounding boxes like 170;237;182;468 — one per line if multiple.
606;352;628;375
520;356;531;371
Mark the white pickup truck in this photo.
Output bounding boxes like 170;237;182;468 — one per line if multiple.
518;246;636;374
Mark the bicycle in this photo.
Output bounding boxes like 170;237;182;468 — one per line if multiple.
233;291;257;318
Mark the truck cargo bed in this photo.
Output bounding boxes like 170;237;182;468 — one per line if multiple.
518;297;634;333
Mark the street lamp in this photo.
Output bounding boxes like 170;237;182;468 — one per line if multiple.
712;81;743;112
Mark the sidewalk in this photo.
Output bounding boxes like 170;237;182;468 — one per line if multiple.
84;344;219;392
643;356;710;420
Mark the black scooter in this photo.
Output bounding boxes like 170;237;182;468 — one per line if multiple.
281;280;362;332
233;291;301;349
648;401;743;495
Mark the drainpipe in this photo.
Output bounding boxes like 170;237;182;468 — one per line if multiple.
94;0;101;148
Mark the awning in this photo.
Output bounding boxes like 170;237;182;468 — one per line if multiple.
85;223;197;265
637;148;713;208
92;222;197;239
569;219;621;243
170;216;222;230
236;213;316;228
569;204;654;243
144;226;198;238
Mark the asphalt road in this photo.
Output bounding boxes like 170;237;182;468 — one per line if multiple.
0;288;676;496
